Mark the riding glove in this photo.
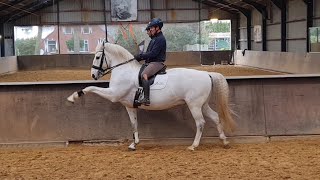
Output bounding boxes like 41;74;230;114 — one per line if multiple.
134;54;142;61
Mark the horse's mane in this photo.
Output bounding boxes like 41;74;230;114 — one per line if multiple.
104;43;134;62
95;42;139;70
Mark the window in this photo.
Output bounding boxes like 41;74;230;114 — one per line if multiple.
47;40;57;53
59;25;105;54
63;27;74;34
200;20;231;51
80;40;89;52
81;26;92;34
309;27;320;52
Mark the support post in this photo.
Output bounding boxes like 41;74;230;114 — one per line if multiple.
0;23;4;57
304;0;313;52
270;0;287;52
241;0;267;51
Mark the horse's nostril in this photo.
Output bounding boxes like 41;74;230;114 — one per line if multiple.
92;74;95;79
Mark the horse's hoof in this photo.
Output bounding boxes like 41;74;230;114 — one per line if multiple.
128;147;136;151
128;143;136;151
223;144;231;149
223;140;229;145
187;146;195;151
67;97;74;103
65;100;74;106
223;141;230;149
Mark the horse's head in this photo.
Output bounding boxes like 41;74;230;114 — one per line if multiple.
91;41;109;80
91;41;136;80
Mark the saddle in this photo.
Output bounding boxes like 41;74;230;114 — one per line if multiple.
133;63;167;108
138;63;167;86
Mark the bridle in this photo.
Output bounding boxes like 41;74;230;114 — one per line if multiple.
91;42;136;76
92;50;107;73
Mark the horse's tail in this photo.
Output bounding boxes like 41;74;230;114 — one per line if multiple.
209;72;236;133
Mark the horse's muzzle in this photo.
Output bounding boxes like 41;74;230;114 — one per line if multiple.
92;74;97;80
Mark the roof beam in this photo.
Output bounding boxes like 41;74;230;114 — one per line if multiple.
1;0;41;23
10;2;54;22
241;0;267;19
2;0;58;23
269;0;284;9
195;0;238;14
193;0;238;14
0;0;27;11
210;0;251;17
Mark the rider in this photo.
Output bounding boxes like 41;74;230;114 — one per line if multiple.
134;18;167;106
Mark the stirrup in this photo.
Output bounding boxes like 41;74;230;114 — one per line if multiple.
137;98;150;106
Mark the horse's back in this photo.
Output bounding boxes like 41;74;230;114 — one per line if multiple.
166;67;213;83
163;68;213;100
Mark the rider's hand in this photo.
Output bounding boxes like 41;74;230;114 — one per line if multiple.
134;54;142;61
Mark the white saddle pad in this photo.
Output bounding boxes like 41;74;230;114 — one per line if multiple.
150;74;168;90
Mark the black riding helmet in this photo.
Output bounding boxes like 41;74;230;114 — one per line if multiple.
145;18;163;30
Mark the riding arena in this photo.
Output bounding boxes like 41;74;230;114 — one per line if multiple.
0;0;319;179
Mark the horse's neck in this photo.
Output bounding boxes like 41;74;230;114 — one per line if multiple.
110;59;140;79
106;44;141;78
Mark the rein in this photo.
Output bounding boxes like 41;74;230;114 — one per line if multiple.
102;58;135;76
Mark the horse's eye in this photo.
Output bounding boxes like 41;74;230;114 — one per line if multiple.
95;56;100;59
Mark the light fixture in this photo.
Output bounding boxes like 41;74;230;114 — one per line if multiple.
210;18;219;23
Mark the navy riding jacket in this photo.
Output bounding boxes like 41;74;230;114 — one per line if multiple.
139;32;166;63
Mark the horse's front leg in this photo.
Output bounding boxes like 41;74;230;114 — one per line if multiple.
67;90;85;103
67;86;121;103
125;107;139;151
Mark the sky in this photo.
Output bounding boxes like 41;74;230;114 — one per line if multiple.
14;26;55;40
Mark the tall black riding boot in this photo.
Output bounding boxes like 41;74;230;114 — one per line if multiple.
138;79;150;106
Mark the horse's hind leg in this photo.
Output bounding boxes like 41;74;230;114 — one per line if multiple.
186;104;206;151
125;107;139;151
202;103;229;147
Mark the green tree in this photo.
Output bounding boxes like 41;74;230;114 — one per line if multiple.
15;37;37;55
66;37;74;51
200;21;231;51
204;21;230;33
115;25;147;55
164;25;199;51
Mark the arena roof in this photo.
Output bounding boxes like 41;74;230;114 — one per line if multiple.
0;0;278;23
0;0;58;23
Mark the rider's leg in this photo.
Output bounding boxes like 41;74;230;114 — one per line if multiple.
138;62;165;106
138;73;150;105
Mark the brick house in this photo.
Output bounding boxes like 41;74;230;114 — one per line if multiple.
41;25;108;55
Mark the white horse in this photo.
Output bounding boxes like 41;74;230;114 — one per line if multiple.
67;41;236;151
